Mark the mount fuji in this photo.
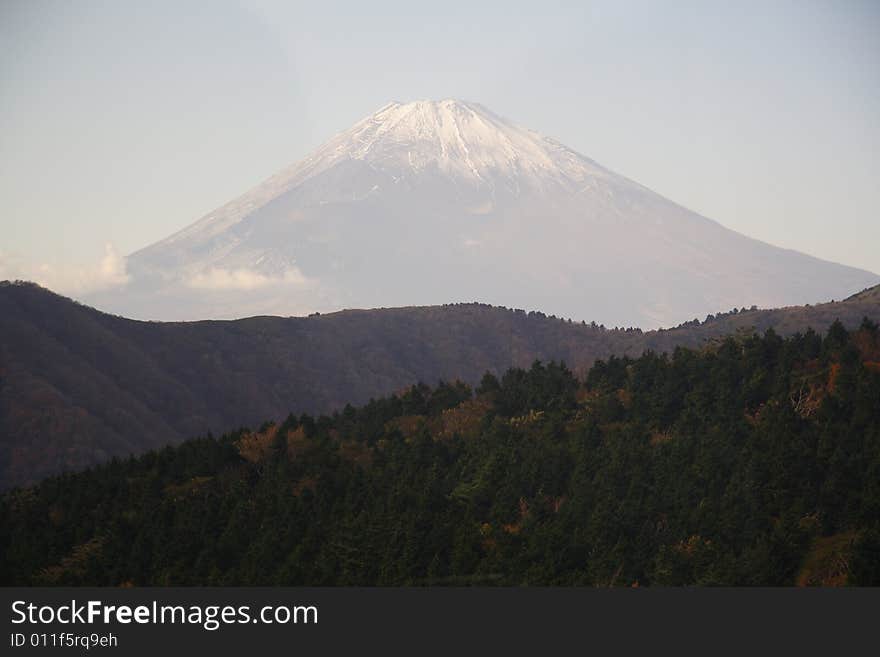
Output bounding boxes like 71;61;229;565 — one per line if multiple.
86;99;877;327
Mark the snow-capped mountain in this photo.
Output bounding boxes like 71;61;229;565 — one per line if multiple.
87;99;878;327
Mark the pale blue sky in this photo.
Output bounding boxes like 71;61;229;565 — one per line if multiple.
2;0;879;293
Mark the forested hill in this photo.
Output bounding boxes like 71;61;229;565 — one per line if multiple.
2;280;879;488
3;322;879;586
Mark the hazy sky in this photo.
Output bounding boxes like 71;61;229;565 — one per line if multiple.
2;0;879;294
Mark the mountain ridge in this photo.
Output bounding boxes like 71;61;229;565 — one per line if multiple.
4;279;880;489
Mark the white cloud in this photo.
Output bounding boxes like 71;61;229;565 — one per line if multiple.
0;244;130;295
185;266;312;291
96;244;130;288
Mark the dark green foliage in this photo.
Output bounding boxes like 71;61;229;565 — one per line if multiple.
494;361;577;417
2;325;879;586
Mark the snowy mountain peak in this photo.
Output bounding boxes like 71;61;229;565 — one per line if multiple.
151;99;612;249
328;98;606;186
110;99;878;328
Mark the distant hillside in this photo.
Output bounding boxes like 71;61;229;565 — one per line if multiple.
1;280;879;488
848;284;880;303
3;324;878;586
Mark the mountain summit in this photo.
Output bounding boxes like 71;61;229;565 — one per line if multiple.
88;99;877;327
290;98;609;189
